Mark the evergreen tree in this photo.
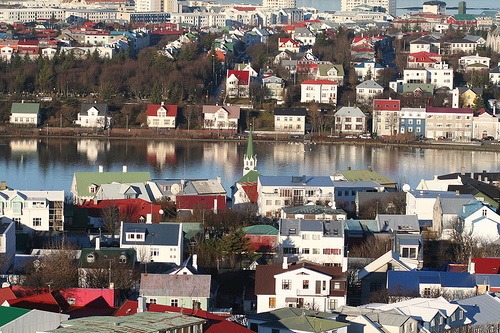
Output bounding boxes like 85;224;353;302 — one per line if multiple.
473;94;485;112
363;68;373;81
150;82;163;104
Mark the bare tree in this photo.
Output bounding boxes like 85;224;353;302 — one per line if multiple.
349;236;392;258
101;203;120;237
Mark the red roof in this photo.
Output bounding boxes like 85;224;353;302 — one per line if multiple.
80;198;163;222
279;37;300;47
176;195;226;211
234;6;255;11
0;287;16;304
115;300;253;333
242;183;258;203
471;258;500;274
227;70;250;85
352;36;371;44
426;107;473;114
352;47;375;53
373;99;400;111
409;51;441;58
146;104;178;117
18;40;39;46
301;79;337;85
7;292;62;313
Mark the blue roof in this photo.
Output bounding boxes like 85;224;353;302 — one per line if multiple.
388;271;476;293
457;201;487;219
343;219;364;234
259;176;334;187
453;293;500;326
121;222;181;246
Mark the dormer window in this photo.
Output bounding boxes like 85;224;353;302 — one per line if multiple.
119;252;129;263
87;252;96;263
126;232;145;241
89;184;97;193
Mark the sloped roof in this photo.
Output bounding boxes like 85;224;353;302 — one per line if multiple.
301;79;338;86
0;287;16;304
356;80;384;89
358;251;411;280
11;103;40;115
121;223;181;246
340;169;396;185
317;64;344;77
80;103;109;116
437;196;475;214
259;315;348;332
140;273;213;298
282;205;347;216
0;306;31;327
376;214;419;232
453;293;500;326
259;176;334;187
242;224;278;235
73;172;151;198
274;107;307;116
334;107;366;118
426;107;473;114
80;248;136;268
202;105;241;119
146;104;177;117
236;170;261;183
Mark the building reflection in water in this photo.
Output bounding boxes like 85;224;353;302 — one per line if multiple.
77;140;110;164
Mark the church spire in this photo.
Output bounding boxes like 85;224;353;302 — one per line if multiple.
243;126;257;176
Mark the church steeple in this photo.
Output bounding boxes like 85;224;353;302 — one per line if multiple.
243;127;257;176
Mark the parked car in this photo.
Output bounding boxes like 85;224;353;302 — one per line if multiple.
483;136;495;141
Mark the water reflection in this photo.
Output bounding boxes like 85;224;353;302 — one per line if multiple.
0;138;499;193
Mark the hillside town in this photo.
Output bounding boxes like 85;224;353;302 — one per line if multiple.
2;0;500;331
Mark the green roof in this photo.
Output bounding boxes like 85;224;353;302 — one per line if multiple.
73;172;151;197
242;224;278;235
317;64;344;77
52;312;205;332
452;14;477;21
237;170;261;183
11;103;40;114
340;169;396;185
264;316;348;333
0;307;31;327
246;128;255;158
403;83;434;94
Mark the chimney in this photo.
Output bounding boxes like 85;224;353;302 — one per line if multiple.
146;214;152;224
282;257;288;270
347;166;351;170
181;179;185;190
461;167;465;175
456;190;460;196
161;101;164;106
434;175;438;180
0;181;5;190
137;296;147;313
109;282;114;289
123;165;127;173
95;237;101;250
216;176;221;184
192;254;198;270
302;175;306;184
471;172;474;179
478;175;482;181
99;165;104;173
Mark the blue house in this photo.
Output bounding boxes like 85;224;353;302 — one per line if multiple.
399;107;426;136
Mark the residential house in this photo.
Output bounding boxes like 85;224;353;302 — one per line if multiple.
231;171;261;208
0;189;64;232
464;34;486;47
0;222;15;273
279;219;346;268
372;98;400;136
262;75;284;101
146;103;177;129
445;38;478;54
9;102;41;126
257;175;336;217
458;201;500;243
489;64;500;86
453;293;500;331
47;312;205;332
226;70;250;98
294;27;316;46
243;224;279;254
234;63;259;80
375;214;420;235
278;37;300;53
274;107;306;134
247;308;349;333
433;195;476;239
71;168;151;204
93;181;153;202
281;205;347;220
401;83;434;108
75;103;112;129
407;51;442;68
140;273;217;311
409;36;441;54
120;222;183;265
470;257;500;274
341;307;419;333
356;80;384;103
315;64;344;85
459;54;490;71
300;79;338;104
115;299;253;333
365;296;469;332
394;233;424;267
333;181;384;212
332;168;398;191
425;107;474;140
202;105;240;131
473;108;499;140
452;87;483;109
399;107;426;135
254;260;347;313
297;58;333;75
0;306;69;333
357;251;413;304
334;107;367;135
446;14;477;28
79;244;136;288
354;60;384;81
427;62;454;90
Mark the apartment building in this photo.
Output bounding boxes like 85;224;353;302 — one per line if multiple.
425;107;473;140
372;99;401;136
341;0;396;16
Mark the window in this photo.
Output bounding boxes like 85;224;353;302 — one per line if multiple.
337;191;342;197
269;297;276;308
32;217;41;227
171;299;178;307
149;298;157;304
302;248;310;254
303;280;309;289
313;248;320;254
151;248;159;257
312;234;320;240
87;253;96;263
323;281;327;291
328;299;338;310
424;287;431;297
289;228;296;235
302;234;310;240
272;329;279;333
334;282;340;289
402;247;417;259
282;279;291;290
266;200;272;205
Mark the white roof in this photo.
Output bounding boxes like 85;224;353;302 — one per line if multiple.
358;251;411;280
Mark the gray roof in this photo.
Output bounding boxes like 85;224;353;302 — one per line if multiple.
98;182;152;201
294;27;315;37
334;107;366;118
376;214;420;232
332;181;383;189
408;190;475;200
437;197;476;214
140;273;214;298
452;293;500;326
356;80;384;89
202;105;240;119
80;103;109;116
259;176;334;188
282;205;347;216
365;312;411;327
463;35;483;43
274;107;307;116
280;218;344;237
457;87;483;96
121;223;181;246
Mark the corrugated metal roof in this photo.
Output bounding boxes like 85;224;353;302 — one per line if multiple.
140;273;213;298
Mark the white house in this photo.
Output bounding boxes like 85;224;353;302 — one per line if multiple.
146;103;177;129
226;70;250;98
458;201;500;243
76;103;112;129
354;60;384;81
278;37;300;53
257;175;336;217
0;189;64;232
0;222;15;274
274;107;306;134
254;260;347;313
489;65;500;86
459;54;491;70
356;80;384;103
202;105;240;130
279;219;346;269
9;102;41;126
120;222;183;265
262;75;284;101
427;63;454;90
293;27;316;46
334;106;367;135
300;79;338;104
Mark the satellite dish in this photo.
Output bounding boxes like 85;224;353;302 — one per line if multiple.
402;184;411;192
171;183;181;195
159;209;164;215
